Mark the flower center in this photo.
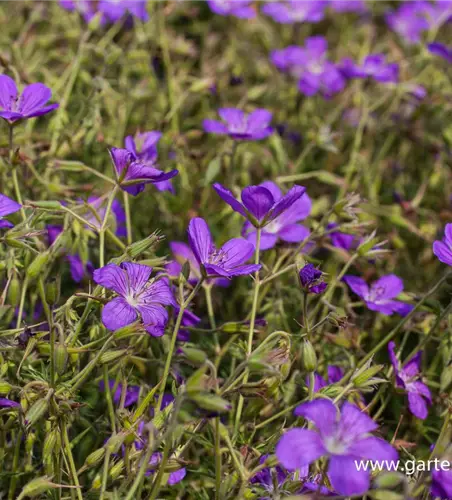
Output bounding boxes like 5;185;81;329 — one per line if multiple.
323;435;348;455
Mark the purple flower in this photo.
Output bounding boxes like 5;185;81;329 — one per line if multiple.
271;37;346;98
299;263;327;294
93;262;176;336
262;1;327;24
177;308;202;342
208;0;255;18
343;274;413;316
388;342;432;420
385;2;430;44
124;131;174;193
433;224;452;266
428;43;452;63
276;399;398;496
60;0;149;24
187;217;261;278
99;381;140;407
147;452;186;485
0;398;20;409
0;75;58;124
166;241;229;287
213;182;307;235
340;54;399;83
431;454;452;499
0;193;21;229
109;147;178;196
203;108;273;141
307;365;344;392
327;223;355;251
328;0;367;13
250;454;293;498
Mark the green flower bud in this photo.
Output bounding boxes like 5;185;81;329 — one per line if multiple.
85;448;106;468
0;380;12;395
189;392;232;413
300;340;317;372
109;459;124;481
7;275;20;306
25;398;49;427
27;200;62;210
54;343;68;376
105;432;128;454
43;428;60;458
99;349;129;365
127;233;162;259
45;278;60;306
26;252;50;280
178;346;207;365
17;477;56;499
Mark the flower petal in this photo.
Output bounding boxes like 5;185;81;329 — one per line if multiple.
213;183;248;217
0;193;21;217
408;391;429;419
102;297;137;331
328;455;370;496
245;229;278;250
24;103;59;119
220;238;255;268
370;274;404;300
343;275;369;299
337;402;378;441
188;217;214;265
120;262;152;294
433;240;452;266
203;119;228;135
267;185;306;223
294;399;338;436
276;428;326;470
18;83;52;114
93;263;129;296
0;74;17;111
110;147;133;178
348;437;398;462
278;223;310;243
142;278;176;307
241;186;275;221
246;109;273;131
137;303;169;337
218;108;244;128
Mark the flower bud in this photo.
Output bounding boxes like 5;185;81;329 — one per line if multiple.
43;428;60;458
85;448;106;468
352;363;385;388
27;200;62;210
127;233;162;259
26;252;50;280
45;278;60;306
0;380;12;395
25;398;49;427
109;459;124;481
300;340;317;372
105;432;128;454
7;275;20;306
177;346;207;365
54;343;68;376
189;392;232;413
17;477;61;499
100;349;129;365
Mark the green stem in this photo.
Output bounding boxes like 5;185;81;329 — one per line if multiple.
16;276;28;329
61;422;83;500
38;278;55;386
123;191;133;245
8;430;22;500
99;185;120;268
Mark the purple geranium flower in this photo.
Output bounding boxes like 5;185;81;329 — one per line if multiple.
328;0;367;13
271;37;346;98
388;341;432;420
124;131;173;193
327;223;355;251
299;264;327;294
262;0;327;24
385;2;430;44
428;43;452;63
307;365;344;392
93;262;176;336
0;398;20;409
60;0;149;24
0;75;58;124
0;193;21;229
343;274;413;316
250;454;295;499
203;108;273;141
207;0;255;18
109;147;178;196
340;54;399;83
187;217;261;278
213;182;307;236
99;381;140;407
433;224;452;266
431;452;452;499
276;399;398;496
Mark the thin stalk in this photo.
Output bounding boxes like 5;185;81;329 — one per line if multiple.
38;278;55;386
16;277;28;329
61;422;83;500
123;191;133;245
99;185;120;268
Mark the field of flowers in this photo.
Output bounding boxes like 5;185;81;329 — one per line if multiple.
0;1;451;498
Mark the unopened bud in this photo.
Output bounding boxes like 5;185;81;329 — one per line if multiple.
27;200;62;210
100;349;128;365
0;380;12;395
352;363;385;388
178;346;207;365
43;429;60;458
26;252;50;280
300;341;317;372
45;278;60;306
190;392;231;413
85;448;106;468
105;432;127;454
7;275;20;306
109;459;124;480
127;233;161;259
17;477;56;499
54;343;68;375
25;398;49;427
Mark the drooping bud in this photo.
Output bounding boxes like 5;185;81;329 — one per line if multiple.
298;264;327;294
300;340;317;372
177;346;207;365
45;277;60;306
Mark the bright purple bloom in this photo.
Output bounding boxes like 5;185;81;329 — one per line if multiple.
327;223;355;251
340;54;399;83
328;0;367;13
385;2;430;44
124;131;173;193
213;182;307;236
99;381;140;407
433;224;452;266
262;1;327;24
0;193;21;229
147;452;186;484
0;75;58;124
187;217;261;278
0;398;20;409
271;37;346;98
428;43;452;63
60;0;149;24
208;0;255;18
203;108;273;141
432;456;452;499
250;454;295;499
388;342;432;420
343;274;413;316
299;263;327;294
276;399;398;496
109;147;178;196
93;262;176;336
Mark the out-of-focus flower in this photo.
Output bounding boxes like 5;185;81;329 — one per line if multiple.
0;398;20;408
203;108;273;141
262;0;327;24
340;54;399;83
0;75;58;124
207;0;255;18
388;342;431;420
328;0;367;13
306;365;344;392
428;43;452;63
271;37;346;98
147;452;186;484
276;399;398;495
433;224;452;266
99;381;140;408
250;454;295;499
299;263;327;294
176;308;202;342
213;182;307;235
124;131;173;193
327;223;355;251
60;0;149;24
0;193;21;229
109;147;178;196
93;262;176;336
343;274;413;316
431;449;452;499
187;217;261;278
